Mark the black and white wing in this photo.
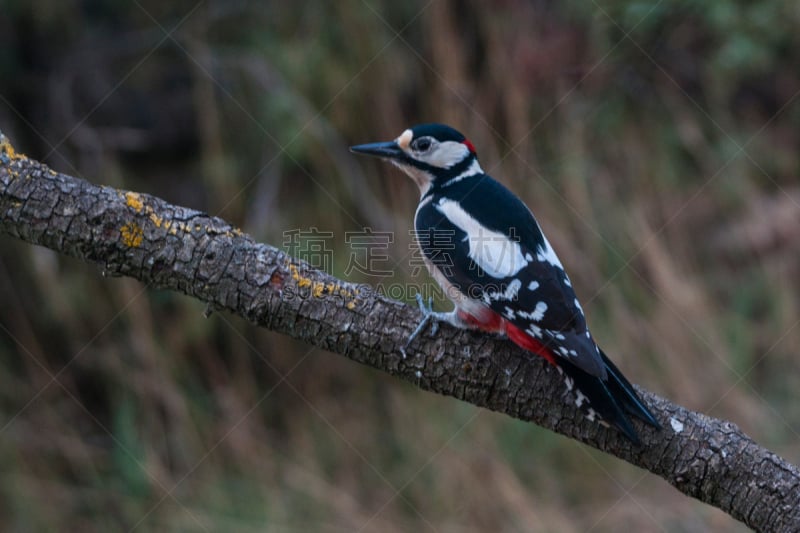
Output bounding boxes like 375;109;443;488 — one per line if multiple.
415;174;606;378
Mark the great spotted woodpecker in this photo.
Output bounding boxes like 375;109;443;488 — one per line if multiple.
350;123;660;443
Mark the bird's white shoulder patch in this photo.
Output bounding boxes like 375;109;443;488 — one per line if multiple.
436;198;529;278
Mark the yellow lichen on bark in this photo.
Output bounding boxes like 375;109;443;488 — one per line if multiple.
120;222;144;247
0;133;27;182
0;133;25;162
125;191;144;212
312;283;324;298
288;263;359;309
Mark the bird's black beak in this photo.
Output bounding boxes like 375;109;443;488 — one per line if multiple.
349;141;405;161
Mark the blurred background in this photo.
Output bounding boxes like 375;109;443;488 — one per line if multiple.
1;0;799;531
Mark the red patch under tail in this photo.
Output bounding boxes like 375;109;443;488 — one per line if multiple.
456;308;505;333
504;321;558;366
456;309;558;366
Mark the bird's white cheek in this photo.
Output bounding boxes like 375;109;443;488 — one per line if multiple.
428;141;469;168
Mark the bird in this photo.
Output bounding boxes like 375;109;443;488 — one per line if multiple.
349;123;660;444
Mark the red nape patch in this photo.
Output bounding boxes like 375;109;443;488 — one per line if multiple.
462;139;477;154
505;322;558;366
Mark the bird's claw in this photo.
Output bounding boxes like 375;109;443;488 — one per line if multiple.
400;294;440;359
415;293;440;335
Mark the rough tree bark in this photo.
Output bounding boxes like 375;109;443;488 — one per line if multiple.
0;130;797;532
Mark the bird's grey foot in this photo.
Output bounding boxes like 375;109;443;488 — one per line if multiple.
400;294;459;358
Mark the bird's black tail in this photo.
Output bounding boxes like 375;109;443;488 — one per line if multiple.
556;348;660;444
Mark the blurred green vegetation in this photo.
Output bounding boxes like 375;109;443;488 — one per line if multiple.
1;0;799;530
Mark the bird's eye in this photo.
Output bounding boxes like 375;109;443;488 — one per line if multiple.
413;137;432;152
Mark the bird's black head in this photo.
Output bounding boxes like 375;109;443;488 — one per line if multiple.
350;123;481;194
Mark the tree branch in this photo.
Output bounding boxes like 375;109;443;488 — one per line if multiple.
1;130;797;532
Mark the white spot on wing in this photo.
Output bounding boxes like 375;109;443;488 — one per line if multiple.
436;198;529;278
670;417;684;433
486;279;521;302
533;301;547;321
526;324;542;338
536;234;564;268
527;280;539;291
516;301;547;321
